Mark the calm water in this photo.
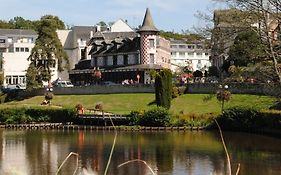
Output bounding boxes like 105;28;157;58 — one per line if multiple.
0;129;280;175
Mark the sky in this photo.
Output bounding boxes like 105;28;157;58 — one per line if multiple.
0;0;226;32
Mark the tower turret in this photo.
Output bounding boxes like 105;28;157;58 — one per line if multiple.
138;8;159;65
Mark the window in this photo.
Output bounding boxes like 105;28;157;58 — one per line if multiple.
188;52;194;57
25;48;29;52
149;39;155;48
117;55;123;65
197;45;203;49
149;54;155;64
196;52;203;57
0;39;5;43
179;45;186;49
15;48;20;52
80;48;86;59
179;52;185;57
170;45;177;48
97;57;104;66
171;52;177;57
205;52;209;56
107;56;113;66
187;45;195;49
20;48;25;52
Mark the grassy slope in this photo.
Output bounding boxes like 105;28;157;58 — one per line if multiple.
2;93;276;115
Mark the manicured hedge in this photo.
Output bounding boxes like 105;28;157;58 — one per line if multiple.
0;107;77;124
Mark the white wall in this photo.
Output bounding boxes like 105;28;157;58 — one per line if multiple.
110;19;134;32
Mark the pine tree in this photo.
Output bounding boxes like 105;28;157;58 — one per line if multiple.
155;69;173;109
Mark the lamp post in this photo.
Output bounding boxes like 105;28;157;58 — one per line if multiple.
216;84;231;114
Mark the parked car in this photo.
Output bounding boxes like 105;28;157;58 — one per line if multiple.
6;84;26;90
54;81;74;88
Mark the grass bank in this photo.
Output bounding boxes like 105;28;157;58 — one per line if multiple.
1;93;276;115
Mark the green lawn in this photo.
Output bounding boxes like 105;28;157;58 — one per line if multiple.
2;93;276;115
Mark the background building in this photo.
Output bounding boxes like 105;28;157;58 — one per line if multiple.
170;39;211;73
0;29;37;86
69;8;171;85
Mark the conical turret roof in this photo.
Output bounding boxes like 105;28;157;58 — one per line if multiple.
138;8;159;33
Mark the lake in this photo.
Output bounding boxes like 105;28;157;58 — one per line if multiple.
0;129;280;175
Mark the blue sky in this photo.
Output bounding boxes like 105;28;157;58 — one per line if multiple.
0;0;225;32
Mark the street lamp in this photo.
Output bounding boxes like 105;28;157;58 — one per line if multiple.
216;84;231;114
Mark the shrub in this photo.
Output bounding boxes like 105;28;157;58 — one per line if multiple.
138;107;171;127
215;107;281;131
127;110;144;126
0;107;76;124
171;113;215;127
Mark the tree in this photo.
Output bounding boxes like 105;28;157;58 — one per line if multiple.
26;64;42;90
216;0;281;84
27;15;68;88
9;16;36;29
155;69;173;109
227;30;266;67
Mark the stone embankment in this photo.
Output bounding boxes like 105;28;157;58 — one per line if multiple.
0;123;205;131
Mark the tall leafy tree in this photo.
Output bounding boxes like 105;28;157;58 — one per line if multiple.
215;0;281;83
27;15;68;89
155;69;173;109
9;16;36;29
224;30;266;71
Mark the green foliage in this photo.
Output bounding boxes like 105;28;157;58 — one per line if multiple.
225;30;266;70
159;31;204;41
172;86;182;99
0;15;65;30
215;107;281;131
0;72;4;85
26;64;43;90
127;107;171;127
127;110;144;126
193;70;203;77
155;69;173;109
171;113;215;127
139;107;171;127
0;107;76;124
207;66;220;77
27;15;69;86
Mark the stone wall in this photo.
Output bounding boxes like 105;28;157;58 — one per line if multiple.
20;84;155;96
19;83;281;97
186;83;281;96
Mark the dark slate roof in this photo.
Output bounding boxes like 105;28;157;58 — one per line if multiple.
72;26;97;39
138;8;159;33
102;32;138;40
70;26;97;48
0;29;37;36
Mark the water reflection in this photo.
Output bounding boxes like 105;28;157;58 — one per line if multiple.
0;129;280;175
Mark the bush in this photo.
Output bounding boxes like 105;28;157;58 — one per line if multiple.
127;110;144;126
171;113;215;127
128;107;171;127
139;107;171;127
215;107;281;131
0;107;77;124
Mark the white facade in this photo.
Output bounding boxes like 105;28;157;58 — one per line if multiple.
110;19;134;32
170;40;211;73
0;30;37;86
